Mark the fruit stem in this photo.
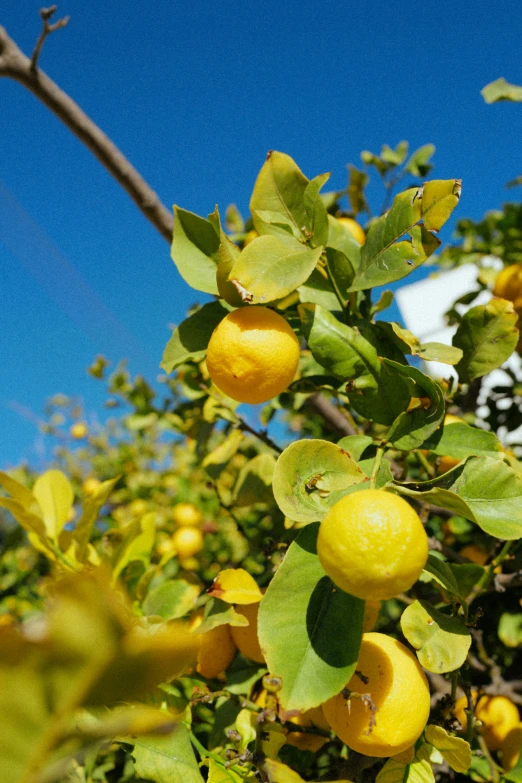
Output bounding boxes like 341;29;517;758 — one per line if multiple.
369;445;385;488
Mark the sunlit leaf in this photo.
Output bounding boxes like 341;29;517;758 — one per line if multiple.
481;77;522;103
250;151;310;242
143;576;201;620
233;453;276;507
161;302;230;374
32;470;74;542
112;512;156;584
171;206;220;295
498;613;522;648
208;568;263;604
400;600;471;673
425;724;471;772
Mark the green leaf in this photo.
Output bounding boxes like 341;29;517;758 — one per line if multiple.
233;454;276;507
405;144;436;178
349;180;461;291
142;577;200;620
378;320;462;365
400;599;471;673
326;246;357;295
75;476;119;561
112;512;156;583
272;439;367;523
423;553;462;599
384;360;445;450
0;471;35;508
481;77;522;103
171;206;220;295
425;724;472;772
130;722;204;783
376;746;435;783
498;613;522;648
448;563;485;599
250;151;310;242
394;456;522;539
298;268;342;312
453;299;519;383
423;422;503;462
337;435;374;462
202;429;245;479
327;215;361;271
371;290;394;317
216;232;244;306
304;172;331;247
417;343;463;365
381;141;408;166
347;163;369;215
225;204;245;234
208;757;253;782
299;304;411;425
258;524;364;711
196;598;249;634
161;302;230;374
263;759;307;783
227;235;323;304
32;470;74;542
225;654;266;696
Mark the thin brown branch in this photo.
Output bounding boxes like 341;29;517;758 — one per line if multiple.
30;6;69;71
0;21;173;241
305;393;357;436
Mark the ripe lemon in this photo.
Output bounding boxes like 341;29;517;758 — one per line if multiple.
317;489;428;600
454;693;520;750
82;477;101;496
501;724;522;770
70;422;88;439
323;632;430;757
173;502;202;527
230;599;265;663
189;609;236;679
206;306;300;404
173;526;204;559
286;706;331;752
338;217;366;245
494;264;522;310
244;229;258;246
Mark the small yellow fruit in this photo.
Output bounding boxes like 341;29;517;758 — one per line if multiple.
317;490;428;600
454;693;520;751
206;306;300;404
323;632;430;757
460;545;488;566
70;422;88;439
338;217;366;245
363;600;382;632
286;706;331;752
82;477;101;496
173;502;202;527
173;526;204;559
230;600;265;663
190;609;236;679
129;499;149;517
501;724;522;771
244;229;259;246
494;264;522;310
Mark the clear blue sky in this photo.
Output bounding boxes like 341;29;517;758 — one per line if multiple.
1;0;522;467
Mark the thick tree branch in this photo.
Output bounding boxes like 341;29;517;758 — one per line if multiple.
0;22;173;241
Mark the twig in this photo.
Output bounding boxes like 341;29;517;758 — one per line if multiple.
305;393;357;436
30;6;69;72
235;417;282;454
0;22;174;241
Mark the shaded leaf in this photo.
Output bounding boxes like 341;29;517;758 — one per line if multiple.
171;206;220;295
304;172;331;247
112;512;156;583
216;232;244;307
453;299;519;383
161;302;229;374
202;429;245;479
423;422;503;462
258;524;364;711
272;439;367;523
423;553;462;599
384;360;445;449
130;722;204;783
400;600;471;673
233;454;276;507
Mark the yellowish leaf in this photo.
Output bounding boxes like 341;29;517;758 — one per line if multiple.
421;179;462;232
33;470;74;542
208;568;263;604
425;724;471;773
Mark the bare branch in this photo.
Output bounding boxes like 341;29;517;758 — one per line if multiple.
0;22;174;242
305;393;357;436
30;6;69;71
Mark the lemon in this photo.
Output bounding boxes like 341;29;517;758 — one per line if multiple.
173;526;204;559
82;477;101;496
190;609;236;679
286;706;331;752
323;632;430;757
317;489;428;600
70;422;88;439
454;693;520;751
206;306;300;404
230;599;265;663
244;229;258;246
173;502;202;527
338;217;366;245
494;264;522;310
363;600;382;632
501;724;522;770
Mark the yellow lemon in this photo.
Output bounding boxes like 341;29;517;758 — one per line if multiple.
129;499;149;517
323;632;430;757
173;526;204;559
70;422;88;439
338;217;366;245
189;609;236;679
173;502;202;527
230;600;265;663
206;306;300;404
501;724;522;771
494;264;522;309
454;693;520;751
82;477;101;496
244;229;258;246
317;490;428;600
286;706;331;752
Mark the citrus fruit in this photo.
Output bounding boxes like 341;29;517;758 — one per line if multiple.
317;489;428;600
129;499;149;517
494;264;522;310
338;216;366;245
501;724;522;770
205;306;300;404
243;229;258;246
70;421;88;439
173;502;202;527
189;609;236;679
323;632;430;757
82;477;101;496
454;693;520;750
363;600;382;632
230;599;265;663
173;526;204;559
286;706;331;752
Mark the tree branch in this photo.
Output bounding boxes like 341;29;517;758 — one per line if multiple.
31;6;69;72
0;21;173;242
305;393;357;436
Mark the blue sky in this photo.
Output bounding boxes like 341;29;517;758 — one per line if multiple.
1;0;522;467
